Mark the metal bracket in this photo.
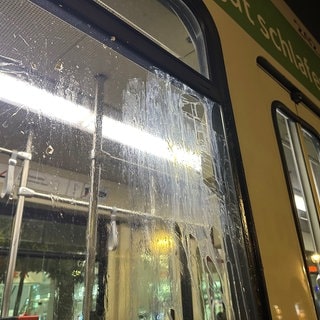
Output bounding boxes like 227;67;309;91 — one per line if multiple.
17;151;32;161
1;151;18;198
108;209;119;251
0;150;32;198
18;187;36;198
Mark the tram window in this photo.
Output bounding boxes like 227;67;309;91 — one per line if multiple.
0;0;261;319
94;0;208;76
275;108;320;313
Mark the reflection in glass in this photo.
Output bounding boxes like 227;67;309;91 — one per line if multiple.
302;130;320;206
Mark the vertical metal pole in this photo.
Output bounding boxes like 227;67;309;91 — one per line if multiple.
83;74;106;320
1;131;33;317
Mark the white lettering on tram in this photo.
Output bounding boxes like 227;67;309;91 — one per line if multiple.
216;0;320;94
258;15;320;90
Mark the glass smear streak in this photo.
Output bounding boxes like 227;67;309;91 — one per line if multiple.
103;72;231;319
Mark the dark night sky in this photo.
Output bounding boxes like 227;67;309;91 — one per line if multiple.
284;0;320;45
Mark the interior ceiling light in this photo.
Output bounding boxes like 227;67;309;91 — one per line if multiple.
0;73;201;171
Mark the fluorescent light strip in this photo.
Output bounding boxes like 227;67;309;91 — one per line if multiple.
0;73;201;170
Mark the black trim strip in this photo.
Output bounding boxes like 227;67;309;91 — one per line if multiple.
257;56;320;117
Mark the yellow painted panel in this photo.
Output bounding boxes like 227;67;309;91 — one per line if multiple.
204;0;319;318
